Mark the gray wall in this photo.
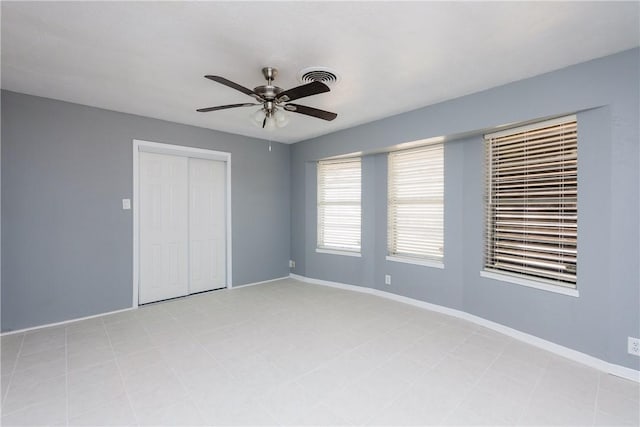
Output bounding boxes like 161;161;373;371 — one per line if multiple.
1;91;290;332
290;48;639;370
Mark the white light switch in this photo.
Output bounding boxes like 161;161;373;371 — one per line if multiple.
122;199;131;210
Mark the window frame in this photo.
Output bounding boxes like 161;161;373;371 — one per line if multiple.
387;143;444;267
316;157;362;255
483;115;578;296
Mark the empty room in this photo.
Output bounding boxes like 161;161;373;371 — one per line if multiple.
1;1;639;426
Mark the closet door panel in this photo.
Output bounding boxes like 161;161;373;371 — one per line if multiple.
139;152;189;304
189;158;226;293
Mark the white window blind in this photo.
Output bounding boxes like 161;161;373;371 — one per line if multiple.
484;116;577;288
388;143;444;261
317;158;361;253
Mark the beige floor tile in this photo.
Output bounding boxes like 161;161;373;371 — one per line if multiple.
0;279;627;427
1;399;67;426
67;376;126;418
8;358;67;389
597;387;640;424
68;395;137;426
599;372;640;401
13;347;65;373
67;344;115;372
2;374;66;415
455;388;527;424
594;409;638;426
20;328;65;357
67;360;120;389
521;387;596;426
135;399;206;426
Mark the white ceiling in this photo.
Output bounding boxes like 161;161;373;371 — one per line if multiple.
2;2;638;144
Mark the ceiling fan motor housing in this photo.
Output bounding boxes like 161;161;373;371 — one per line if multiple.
262;67;277;82
254;67;283;100
253;85;282;100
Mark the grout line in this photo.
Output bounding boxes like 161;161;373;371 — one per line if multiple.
275;312;418;413
357;324;453;425
592;372;602;425
64;327;69;427
102;317;141;427
137;305;201;412
148;295;247;423
440;332;507;424
515;354;551;425
0;333;25;411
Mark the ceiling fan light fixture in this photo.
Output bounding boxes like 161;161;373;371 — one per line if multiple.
264;115;277;131
251;108;266;127
274;109;289;128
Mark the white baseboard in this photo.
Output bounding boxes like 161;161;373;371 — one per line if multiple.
0;307;136;336
231;276;290;289
1;276;291;335
289;273;640;383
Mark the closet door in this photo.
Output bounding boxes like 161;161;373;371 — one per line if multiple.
189;158;226;293
139;152;189;304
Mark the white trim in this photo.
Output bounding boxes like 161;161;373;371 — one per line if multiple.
289;273;639;383
132;142;139;307
485;114;577;139
132;139;233;305
225;154;233;289
0;276;289;336
316;248;362;257
480;270;579;298
0;307;136;336
232;276;290;289
608;364;640;382
386;255;444;269
134;139;230;161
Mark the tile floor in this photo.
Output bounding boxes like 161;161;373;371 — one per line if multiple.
1;279;638;426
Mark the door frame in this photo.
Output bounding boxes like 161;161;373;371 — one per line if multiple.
132;139;232;308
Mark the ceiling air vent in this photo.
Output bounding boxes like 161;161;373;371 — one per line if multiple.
297;66;340;86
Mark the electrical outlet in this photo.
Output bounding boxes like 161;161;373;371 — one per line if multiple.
384;274;391;285
628;337;640;356
289;260;295;268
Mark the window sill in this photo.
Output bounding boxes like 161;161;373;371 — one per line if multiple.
316;248;362;258
480;270;579;297
386;256;444;269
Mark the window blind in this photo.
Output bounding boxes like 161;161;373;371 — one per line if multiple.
317;157;361;252
388;143;444;261
485;116;577;287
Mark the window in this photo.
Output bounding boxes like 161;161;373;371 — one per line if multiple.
387;143;444;264
484;116;577;289
317;157;361;253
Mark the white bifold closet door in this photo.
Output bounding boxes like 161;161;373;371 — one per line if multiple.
189;158;226;294
139;152;226;304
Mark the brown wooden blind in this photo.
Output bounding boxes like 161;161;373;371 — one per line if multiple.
485;116;577;288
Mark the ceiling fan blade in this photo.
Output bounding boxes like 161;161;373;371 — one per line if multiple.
276;81;330;103
204;75;262;100
284;103;337;121
196;103;258;112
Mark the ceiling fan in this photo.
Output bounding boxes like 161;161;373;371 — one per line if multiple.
197;67;337;129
